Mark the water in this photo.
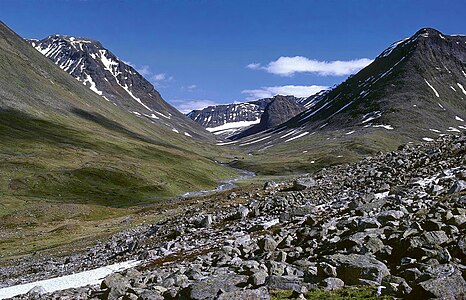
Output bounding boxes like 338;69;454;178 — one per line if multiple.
180;168;256;198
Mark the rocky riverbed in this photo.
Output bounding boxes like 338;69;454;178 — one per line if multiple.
3;134;466;299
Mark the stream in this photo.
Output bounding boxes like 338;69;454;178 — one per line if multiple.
179;168;256;198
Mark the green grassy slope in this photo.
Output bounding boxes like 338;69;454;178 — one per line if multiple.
0;21;241;258
0;21;238;207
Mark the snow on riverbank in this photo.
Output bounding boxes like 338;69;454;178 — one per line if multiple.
0;260;140;299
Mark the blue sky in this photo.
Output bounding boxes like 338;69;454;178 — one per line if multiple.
1;0;465;112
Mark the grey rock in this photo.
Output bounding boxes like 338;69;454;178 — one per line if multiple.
200;215;213;228
264;181;278;190
422;231;450;246
325;254;390;285
217;287;270;300
448;180;466;194
377;210;405;223
27;285;46;296
411;270;466;299
250;271;268;286
293;177;316;191
258;236;278;253
321;277;345;291
237;206;250;219
186;274;248;300
266;275;308;293
317;262;337;277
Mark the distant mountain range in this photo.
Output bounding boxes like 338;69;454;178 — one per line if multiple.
186;94;324;138
4;20;466;177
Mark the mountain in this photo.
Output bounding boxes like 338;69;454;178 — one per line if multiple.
0;21;237;209
276;28;466;136
231;95;307;139
226;28;466;174
186;94;320;137
28;34;209;138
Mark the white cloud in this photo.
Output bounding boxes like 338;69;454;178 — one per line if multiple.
136;65;151;77
172;100;219;113
187;84;197;90
246;63;261;70
153;73;166;81
248;56;373;76
122;60;134;67
242;85;328;100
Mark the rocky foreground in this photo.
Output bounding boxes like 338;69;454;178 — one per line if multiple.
5;134;466;299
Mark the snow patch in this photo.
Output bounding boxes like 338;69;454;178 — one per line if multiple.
82;74;102;95
447;127;461;133
206;120;260;133
457;83;466;95
361;111;382;124
0;260;140;300
456;116;464;122
380;37;410;57
424;79;439;97
422;137;434;142
239;135;271;146
216;140;238;146
285;131;310;142
373;124;394;130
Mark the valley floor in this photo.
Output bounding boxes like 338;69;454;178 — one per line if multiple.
2;134;466;299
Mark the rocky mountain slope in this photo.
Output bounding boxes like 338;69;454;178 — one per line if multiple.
5;133;466;299
29;34;209;138
235;28;466;146
278;28;466;137
224;28;466;175
186;95;314;137
231;95;307;140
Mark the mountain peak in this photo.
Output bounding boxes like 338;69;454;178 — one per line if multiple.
414;27;443;38
29;34;211;138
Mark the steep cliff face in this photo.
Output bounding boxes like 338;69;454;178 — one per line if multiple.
231;95;307;139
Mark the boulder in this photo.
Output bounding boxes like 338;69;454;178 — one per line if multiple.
258;236;278;253
422;231;450;246
217;287;270;300
321;277;345;291
250;271;268;286
27;286;47;297
293;178;316;191
200;215;213;228
266;275;309;293
409;270;466;299
185;274;248;300
448;180;466;194
324;254;390;285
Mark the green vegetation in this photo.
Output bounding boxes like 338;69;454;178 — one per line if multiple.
0;22;242;261
231;127;408;176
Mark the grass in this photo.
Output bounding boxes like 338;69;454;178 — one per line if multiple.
0;24;242;261
230;126;409;176
270;287;391;300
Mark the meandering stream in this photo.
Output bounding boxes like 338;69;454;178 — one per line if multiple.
179;168;256;198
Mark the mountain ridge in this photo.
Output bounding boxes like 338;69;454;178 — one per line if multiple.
29;34;210;139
